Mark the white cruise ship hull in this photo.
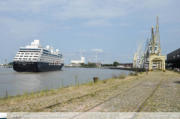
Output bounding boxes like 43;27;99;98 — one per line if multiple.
13;62;64;72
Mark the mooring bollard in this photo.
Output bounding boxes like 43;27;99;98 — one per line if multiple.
93;77;99;83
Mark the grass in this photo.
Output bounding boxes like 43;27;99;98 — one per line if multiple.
0;88;63;103
112;73;127;79
0;72;138;104
1;70;180;112
118;73;127;79
129;72;138;76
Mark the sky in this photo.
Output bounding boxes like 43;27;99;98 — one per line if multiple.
0;0;180;64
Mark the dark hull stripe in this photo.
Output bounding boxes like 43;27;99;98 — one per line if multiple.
13;62;64;72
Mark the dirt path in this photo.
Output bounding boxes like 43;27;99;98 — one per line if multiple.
0;71;180;112
89;72;164;112
45;71;180;112
88;71;180;112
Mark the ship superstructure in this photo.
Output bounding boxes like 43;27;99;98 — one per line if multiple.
13;40;64;72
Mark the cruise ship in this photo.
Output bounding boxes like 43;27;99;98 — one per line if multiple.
13;40;64;72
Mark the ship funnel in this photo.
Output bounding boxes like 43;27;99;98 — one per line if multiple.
34;40;39;45
50;47;54;53
31;40;40;46
46;45;50;50
26;39;40;48
56;49;59;52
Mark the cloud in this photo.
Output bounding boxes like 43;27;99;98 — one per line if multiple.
0;0;66;13
52;0;129;20
92;49;103;53
0;0;178;22
83;19;112;27
0;0;172;20
119;23;130;27
0;0;179;63
0;17;47;41
51;0;176;20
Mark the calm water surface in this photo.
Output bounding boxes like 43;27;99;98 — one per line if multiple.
0;67;130;98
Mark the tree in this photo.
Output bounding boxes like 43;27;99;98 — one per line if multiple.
113;61;119;67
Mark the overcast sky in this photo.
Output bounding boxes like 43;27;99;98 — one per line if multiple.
0;0;180;64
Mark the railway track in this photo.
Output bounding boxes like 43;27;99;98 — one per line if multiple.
39;77;148;112
57;77;164;119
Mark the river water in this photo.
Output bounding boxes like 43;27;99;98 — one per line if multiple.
0;67;130;98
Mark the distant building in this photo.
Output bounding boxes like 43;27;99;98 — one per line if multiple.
95;62;102;68
118;63;133;68
86;62;102;68
70;57;85;66
167;48;180;69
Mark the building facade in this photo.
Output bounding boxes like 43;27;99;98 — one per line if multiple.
167;48;180;69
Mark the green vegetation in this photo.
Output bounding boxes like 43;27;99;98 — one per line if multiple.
129;72;138;76
102;64;113;66
0;72;129;102
1;71;180;112
113;61;120;66
112;73;127;79
102;61;120;67
8;62;13;66
81;62;97;68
